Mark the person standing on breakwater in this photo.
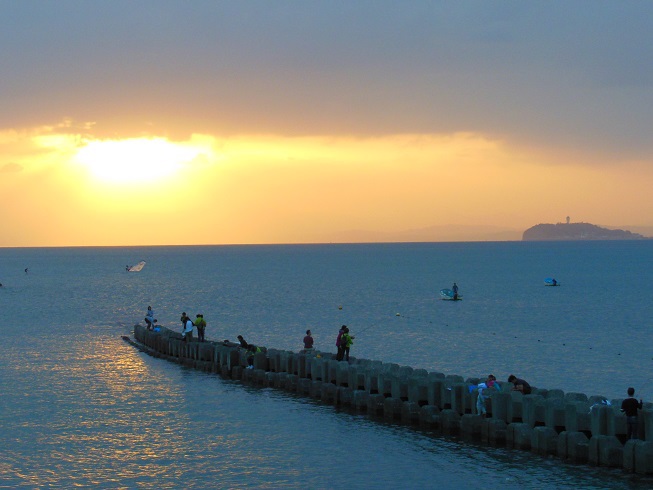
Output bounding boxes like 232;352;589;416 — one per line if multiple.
341;326;354;362
508;375;532;394
469;375;500;417
181;314;194;342
195;314;206;342
303;329;314;353
336;325;346;361
621;387;643;440
144;306;156;330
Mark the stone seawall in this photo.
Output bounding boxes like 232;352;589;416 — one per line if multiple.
129;325;653;475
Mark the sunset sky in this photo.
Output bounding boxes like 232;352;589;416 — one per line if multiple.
1;1;652;247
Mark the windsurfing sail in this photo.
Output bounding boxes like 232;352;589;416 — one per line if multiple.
127;261;146;272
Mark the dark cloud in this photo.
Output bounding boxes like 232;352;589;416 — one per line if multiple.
1;1;652;159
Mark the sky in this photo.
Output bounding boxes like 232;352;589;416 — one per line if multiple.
1;1;653;247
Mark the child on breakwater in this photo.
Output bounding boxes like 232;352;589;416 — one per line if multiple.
469;375;500;416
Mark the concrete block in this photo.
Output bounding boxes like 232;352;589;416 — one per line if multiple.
297;378;312;395
508;391;524;422
285;374;298;392
273;372;287;388
352;390;369;411
267;350;281;372
407;376;429;406
590;404;611;437
544;397;566;430
491;392;512;423
377;372;395;397
383;397;403;420
643;410;653;442
460;414;483;439
338;386;353;406
336;362;350;387
522;395;545;428
419;405;441;429
427;379;447;409
326;360;339;384
565;392;588;403
264;372;277;387
545;389;564;399
588;435;622;467
310;380;323;399
296;353;308;378
440;409;461;435
348;366;366;390
559;431;590;463
364;367;380;394
564;401;591;433
367;394;386;415
507;423;533;450
321;382;338;404
608;410;627;438
483;419;507;446
401;401;421;424
634;440;653;475
531;426;559;456
450;383;471;415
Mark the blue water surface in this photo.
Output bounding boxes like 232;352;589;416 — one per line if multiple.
0;241;652;488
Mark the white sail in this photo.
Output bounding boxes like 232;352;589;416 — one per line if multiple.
127;260;146;272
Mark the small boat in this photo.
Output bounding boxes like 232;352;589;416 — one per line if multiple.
544;278;560;286
440;288;463;301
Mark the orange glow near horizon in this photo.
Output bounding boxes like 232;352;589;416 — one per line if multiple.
1;122;653;247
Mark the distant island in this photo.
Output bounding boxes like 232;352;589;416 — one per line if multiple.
522;221;647;241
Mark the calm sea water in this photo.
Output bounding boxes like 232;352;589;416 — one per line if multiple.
1;241;652;488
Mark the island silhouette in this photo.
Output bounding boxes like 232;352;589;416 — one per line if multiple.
522;220;646;241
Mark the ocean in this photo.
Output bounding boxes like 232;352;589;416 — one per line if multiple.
0;241;651;488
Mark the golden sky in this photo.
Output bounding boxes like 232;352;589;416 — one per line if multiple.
1;2;652;247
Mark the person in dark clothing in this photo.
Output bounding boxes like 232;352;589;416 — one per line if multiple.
335;325;346;361
508;374;532;395
621;387;643;440
303;329;314;352
237;335;249;349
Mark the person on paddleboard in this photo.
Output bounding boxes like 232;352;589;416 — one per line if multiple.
452;282;459;300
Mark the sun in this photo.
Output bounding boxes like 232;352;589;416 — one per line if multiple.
75;137;206;183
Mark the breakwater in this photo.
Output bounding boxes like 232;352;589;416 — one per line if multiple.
129;325;653;475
